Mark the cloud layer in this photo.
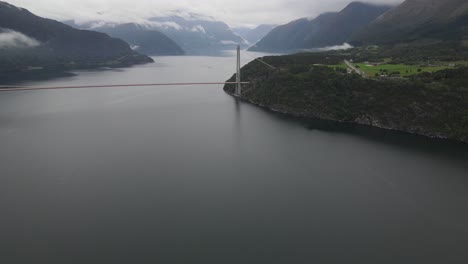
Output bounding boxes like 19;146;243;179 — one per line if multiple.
6;0;404;27
0;29;40;48
319;43;354;51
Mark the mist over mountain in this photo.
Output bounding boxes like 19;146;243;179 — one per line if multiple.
249;2;392;53
148;15;248;55
67;13;248;55
352;0;468;45
233;24;277;44
0;1;152;74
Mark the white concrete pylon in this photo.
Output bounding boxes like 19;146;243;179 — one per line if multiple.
236;45;242;96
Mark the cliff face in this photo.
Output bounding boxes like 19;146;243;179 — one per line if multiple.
224;55;468;143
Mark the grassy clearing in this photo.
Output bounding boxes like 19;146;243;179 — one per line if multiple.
327;63;348;70
354;63;450;77
451;61;468;66
326;60;468;78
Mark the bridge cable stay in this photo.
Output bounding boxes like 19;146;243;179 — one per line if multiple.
255;58;277;70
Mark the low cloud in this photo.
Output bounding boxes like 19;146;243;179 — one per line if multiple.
318;43;353;51
0;29;40;48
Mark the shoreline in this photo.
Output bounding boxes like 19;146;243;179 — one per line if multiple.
226;91;468;145
0;59;154;86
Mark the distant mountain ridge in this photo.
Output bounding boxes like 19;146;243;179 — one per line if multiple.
149;15;248;55
352;0;468;44
68;14;248;55
65;21;185;56
0;1;152;75
250;2;392;53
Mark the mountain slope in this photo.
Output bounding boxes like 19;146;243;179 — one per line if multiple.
0;1;152;74
353;0;468;44
249;14;335;52
90;23;185;56
311;2;392;47
249;2;391;53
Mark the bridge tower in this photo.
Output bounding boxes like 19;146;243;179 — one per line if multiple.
235;45;242;96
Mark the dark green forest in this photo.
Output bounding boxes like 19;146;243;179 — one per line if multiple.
225;45;468;143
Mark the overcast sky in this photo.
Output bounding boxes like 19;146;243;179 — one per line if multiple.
7;0;404;27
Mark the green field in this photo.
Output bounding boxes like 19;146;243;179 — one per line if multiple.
328;60;468;78
354;63;449;77
327;64;348;70
450;61;468;66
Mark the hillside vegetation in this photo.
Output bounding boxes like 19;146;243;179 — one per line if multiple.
225;47;468;143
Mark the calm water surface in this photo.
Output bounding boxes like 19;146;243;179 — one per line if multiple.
1;52;468;264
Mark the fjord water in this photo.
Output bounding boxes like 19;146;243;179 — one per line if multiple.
1;52;468;264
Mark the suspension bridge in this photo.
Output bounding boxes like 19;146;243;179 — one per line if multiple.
0;46;248;96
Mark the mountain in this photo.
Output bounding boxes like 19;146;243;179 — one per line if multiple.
249;2;392;53
352;0;468;45
0;1;152;75
233;24;277;44
249;14;336;53
311;2;393;47
148;15;248;55
82;23;185;56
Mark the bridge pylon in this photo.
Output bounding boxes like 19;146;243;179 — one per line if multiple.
235;45;242;96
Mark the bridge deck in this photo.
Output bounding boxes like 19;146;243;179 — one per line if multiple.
0;82;250;92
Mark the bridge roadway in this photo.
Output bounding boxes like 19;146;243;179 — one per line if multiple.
0;82;250;92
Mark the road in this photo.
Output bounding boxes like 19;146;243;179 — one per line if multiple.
344;60;366;77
